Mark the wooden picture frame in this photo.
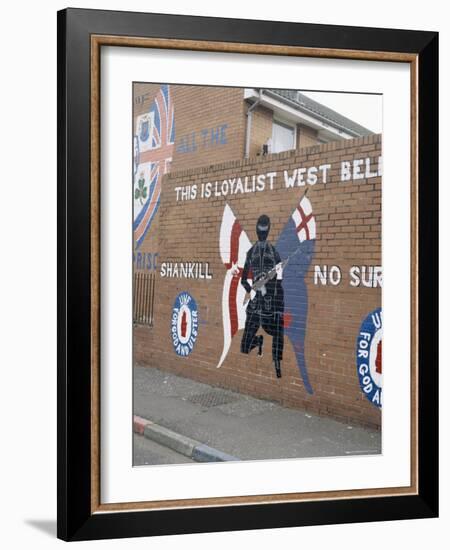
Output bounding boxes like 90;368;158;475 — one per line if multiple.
57;8;438;541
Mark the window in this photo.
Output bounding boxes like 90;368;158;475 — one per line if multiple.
271;119;296;153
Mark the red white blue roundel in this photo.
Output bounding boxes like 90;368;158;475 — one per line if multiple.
356;307;382;408
171;292;198;357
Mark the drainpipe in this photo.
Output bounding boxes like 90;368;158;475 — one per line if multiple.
245;89;263;158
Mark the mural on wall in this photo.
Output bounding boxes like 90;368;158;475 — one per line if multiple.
171;291;199;357
240;214;285;378
356;307;383;407
217;192;316;392
176;124;228;154
133;85;175;248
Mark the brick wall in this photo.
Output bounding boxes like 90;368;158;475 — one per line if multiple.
134;134;382;429
298;123;319;148
248;104;273;157
134;83;246;173
133;83;247;266
247;107;322;156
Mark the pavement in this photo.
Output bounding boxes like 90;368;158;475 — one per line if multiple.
133;365;381;466
133;433;194;465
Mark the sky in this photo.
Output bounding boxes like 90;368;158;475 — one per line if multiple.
301;91;383;135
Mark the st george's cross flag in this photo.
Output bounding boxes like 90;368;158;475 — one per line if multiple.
276;193;316;394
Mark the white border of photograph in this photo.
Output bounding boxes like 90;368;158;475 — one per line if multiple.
100;46;410;505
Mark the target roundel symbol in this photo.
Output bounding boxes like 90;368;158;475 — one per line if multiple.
171;292;199;357
356;308;383;408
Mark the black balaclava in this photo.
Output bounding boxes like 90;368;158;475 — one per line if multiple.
256;214;270;241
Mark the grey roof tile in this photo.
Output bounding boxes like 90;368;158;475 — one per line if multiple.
265;88;374;137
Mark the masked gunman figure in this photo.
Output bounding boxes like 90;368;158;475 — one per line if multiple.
240;215;284;378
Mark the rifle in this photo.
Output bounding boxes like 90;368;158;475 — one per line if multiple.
243;244;304;305
243;188;310;306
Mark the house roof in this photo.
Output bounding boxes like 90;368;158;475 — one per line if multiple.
265;89;374;137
